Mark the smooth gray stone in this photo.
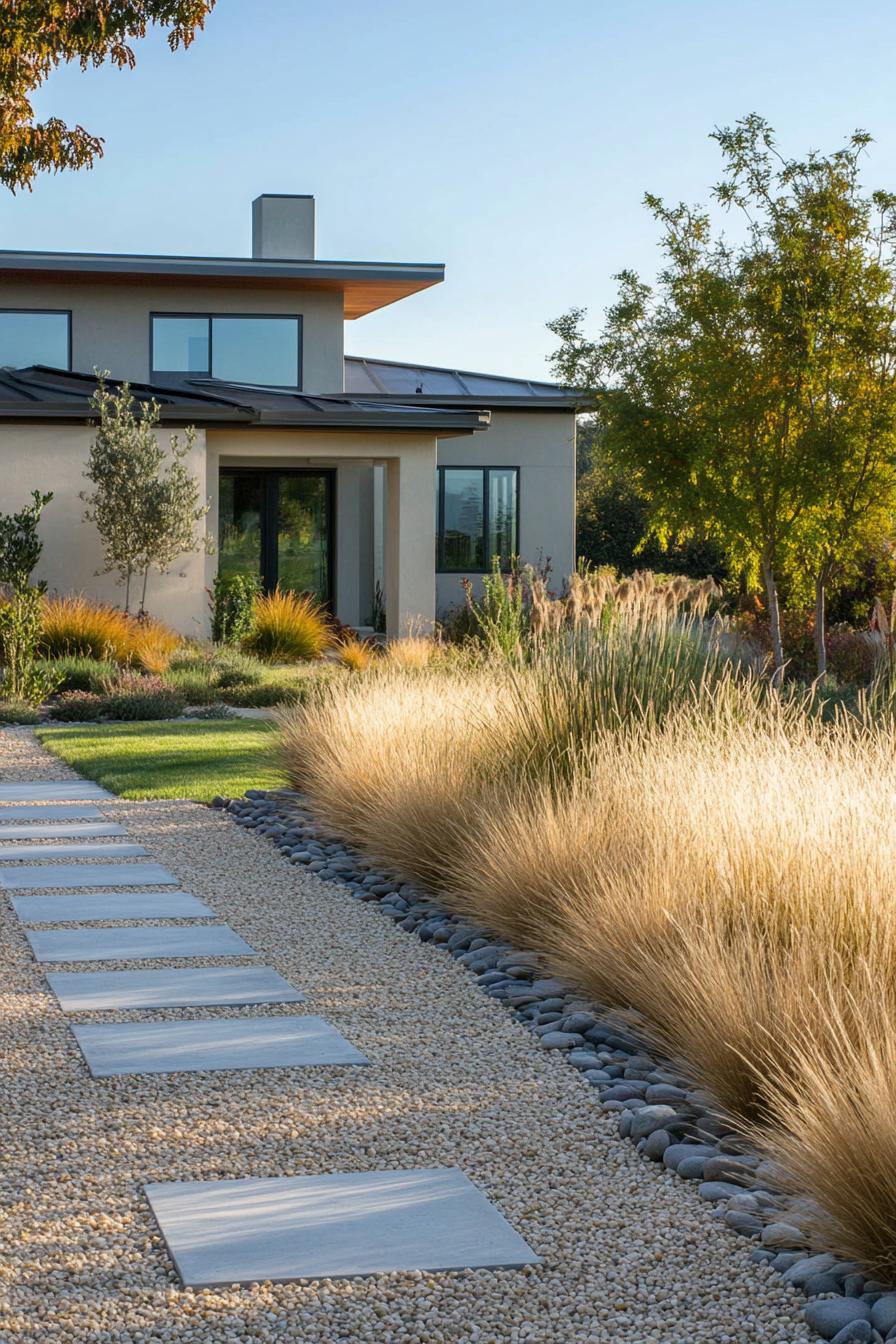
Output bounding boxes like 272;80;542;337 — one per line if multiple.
804;1299;872;1339
144;1167;540;1287
0;862;178;890
0;782;111;801
74;1015;369;1076
0;842;146;861
46;966;305;1012
26;924;258;963
0;806;103;822
11;891;213;923
0;822;126;840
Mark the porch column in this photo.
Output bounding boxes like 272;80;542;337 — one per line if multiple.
383;444;436;638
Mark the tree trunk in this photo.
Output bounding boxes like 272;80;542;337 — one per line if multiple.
814;570;827;681
124;570;131;615
139;567;150;617
761;555;785;684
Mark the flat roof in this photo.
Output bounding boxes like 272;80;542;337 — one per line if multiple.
0;251;444;319
0;367;488;435
345;355;585;408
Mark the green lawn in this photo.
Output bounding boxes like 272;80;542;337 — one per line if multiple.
36;719;284;802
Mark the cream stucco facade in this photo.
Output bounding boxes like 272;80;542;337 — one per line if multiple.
0;195;578;636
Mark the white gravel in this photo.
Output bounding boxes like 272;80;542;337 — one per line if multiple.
0;728;815;1342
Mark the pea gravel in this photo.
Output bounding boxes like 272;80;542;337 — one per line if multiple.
0;728;815;1343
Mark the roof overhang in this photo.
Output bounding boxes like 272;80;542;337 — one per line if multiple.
0;251;445;319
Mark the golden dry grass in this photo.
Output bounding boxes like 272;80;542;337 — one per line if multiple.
384;636;440;670
40;595;180;670
243;588;331;662
278;656;896;1276
337;636;377;673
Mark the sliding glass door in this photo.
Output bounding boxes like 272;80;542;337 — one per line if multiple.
219;469;333;605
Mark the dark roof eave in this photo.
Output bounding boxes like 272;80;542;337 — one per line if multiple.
0;403;255;423
0;250;445;284
252;409;490;432
356;393;586;410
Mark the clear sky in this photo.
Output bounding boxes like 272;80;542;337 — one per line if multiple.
1;0;895;381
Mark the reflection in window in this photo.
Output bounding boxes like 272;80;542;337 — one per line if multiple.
218;468;331;604
436;467;518;572
151;314;302;387
151;316;209;374
441;468;484;571
0;310;69;369
489;467;518;564
212;316;300;386
218;472;262;584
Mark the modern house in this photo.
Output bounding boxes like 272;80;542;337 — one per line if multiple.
0;195;579;637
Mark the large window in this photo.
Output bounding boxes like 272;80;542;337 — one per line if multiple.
0;309;70;369
219;468;332;604
151;314;302;387
436;466;519;572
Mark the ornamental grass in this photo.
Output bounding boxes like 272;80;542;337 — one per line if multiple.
39;595;179;670
242;588;331;662
277;584;896;1278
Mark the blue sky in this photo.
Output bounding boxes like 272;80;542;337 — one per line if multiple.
2;0;895;379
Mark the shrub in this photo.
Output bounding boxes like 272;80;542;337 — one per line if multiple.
211;572;262;644
211;648;264;688
102;671;184;721
40;655;119;694
243;588;331;662
826;623;877;685
164;666;220;705
183;701;236;720
0;700;42;724
48;690;106;722
227;674;333;708
0;588;62;705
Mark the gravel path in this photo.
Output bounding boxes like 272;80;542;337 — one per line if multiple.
0;728;814;1343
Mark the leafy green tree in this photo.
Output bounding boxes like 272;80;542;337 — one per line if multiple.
552;115;896;678
0;2;216;192
82;377;211;615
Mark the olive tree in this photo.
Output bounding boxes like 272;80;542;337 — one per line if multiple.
82;377;211;615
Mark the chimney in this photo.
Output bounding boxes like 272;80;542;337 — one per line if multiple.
252;194;315;260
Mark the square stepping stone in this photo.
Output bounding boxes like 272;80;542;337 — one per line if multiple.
26;924;258;963
0;862;178;890
0;782;111;801
0;806;103;822
46;966;306;1012
144;1167;540;1287
0;823;127;841
10;891;213;923
73;1015;368;1077
0;841;146;862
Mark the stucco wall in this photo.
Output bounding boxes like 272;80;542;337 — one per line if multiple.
0;424;211;635
435;409;576;617
207;428;437;635
0;279;345;394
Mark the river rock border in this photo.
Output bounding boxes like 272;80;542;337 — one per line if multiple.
216;786;895;1344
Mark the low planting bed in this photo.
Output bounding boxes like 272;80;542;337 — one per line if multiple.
220;784;896;1344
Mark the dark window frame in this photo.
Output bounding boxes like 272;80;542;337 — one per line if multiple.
436;464;520;574
150;311;303;388
218;465;335;606
0;307;72;370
